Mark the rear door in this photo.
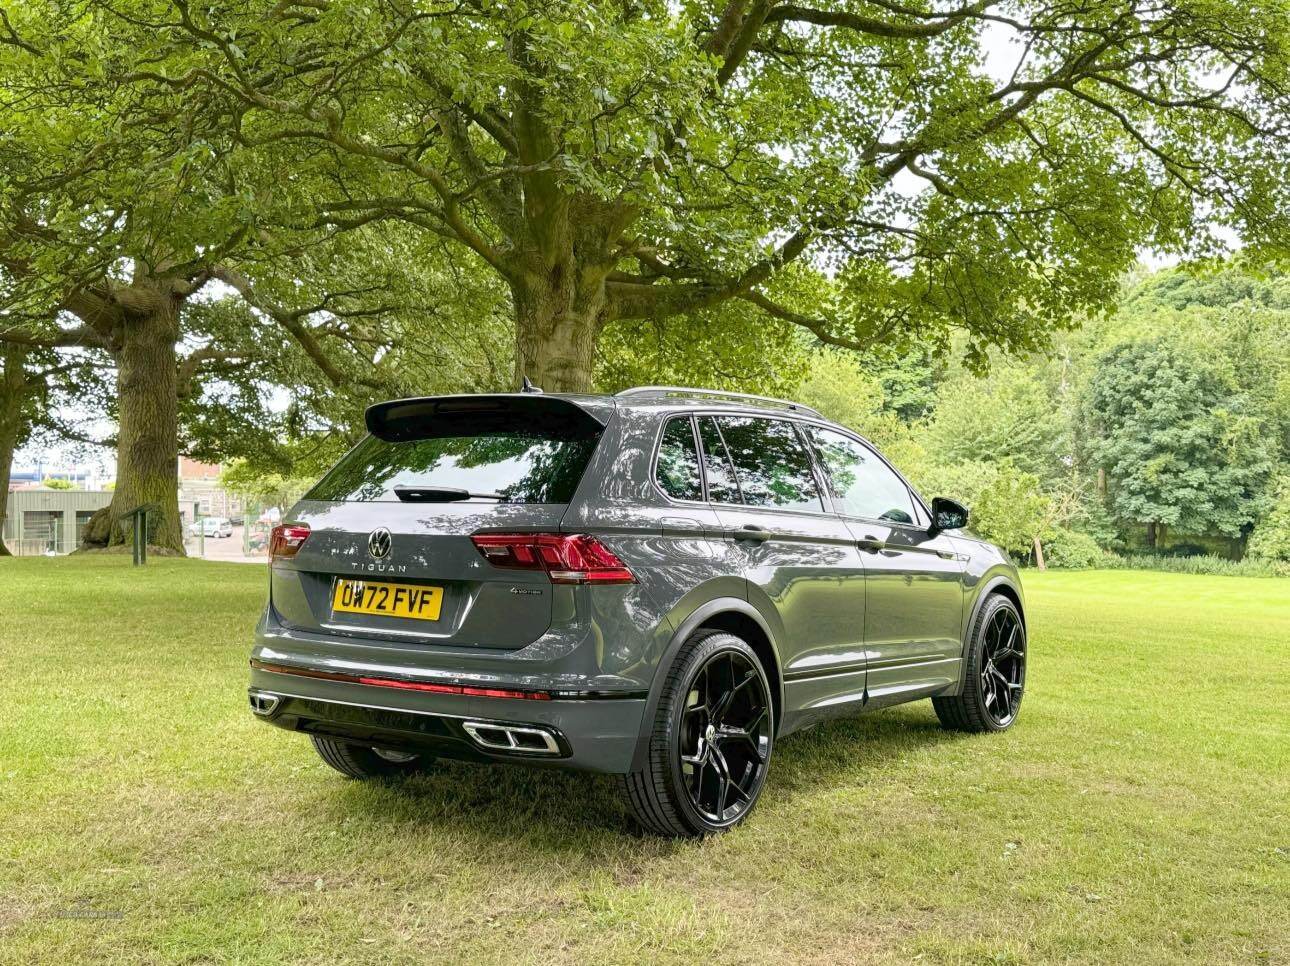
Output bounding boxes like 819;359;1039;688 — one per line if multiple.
698;415;869;726
802;426;965;706
269;395;606;650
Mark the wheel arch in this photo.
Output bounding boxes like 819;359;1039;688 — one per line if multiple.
951;572;1026;695
629;597;785;773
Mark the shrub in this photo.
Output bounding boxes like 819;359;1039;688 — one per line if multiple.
1112;554;1290;578
1043;528;1105;569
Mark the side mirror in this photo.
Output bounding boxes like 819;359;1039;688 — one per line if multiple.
930;497;969;532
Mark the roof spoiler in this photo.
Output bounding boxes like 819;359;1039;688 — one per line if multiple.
365;394;606;442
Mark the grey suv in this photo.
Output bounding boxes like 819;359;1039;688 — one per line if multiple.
249;387;1026;837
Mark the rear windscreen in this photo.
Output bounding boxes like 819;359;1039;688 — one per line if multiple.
306;428;601;504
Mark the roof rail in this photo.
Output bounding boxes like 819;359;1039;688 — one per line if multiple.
615;386;822;418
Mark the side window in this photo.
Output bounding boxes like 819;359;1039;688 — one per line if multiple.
697;416;741;503
716;416;823;513
806;427;916;524
656;416;703;501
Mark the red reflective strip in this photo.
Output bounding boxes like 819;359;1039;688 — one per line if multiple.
250;660;551;700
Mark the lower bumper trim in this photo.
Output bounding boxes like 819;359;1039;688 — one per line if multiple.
248;688;572;761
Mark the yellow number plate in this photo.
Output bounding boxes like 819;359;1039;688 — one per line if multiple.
332;580;444;622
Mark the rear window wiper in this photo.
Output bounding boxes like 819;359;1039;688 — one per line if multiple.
393;485;505;503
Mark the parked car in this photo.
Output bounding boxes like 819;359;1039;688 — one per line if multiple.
188;516;233;538
249;387;1026;836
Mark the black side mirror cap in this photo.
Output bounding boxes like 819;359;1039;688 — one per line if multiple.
931;497;969;532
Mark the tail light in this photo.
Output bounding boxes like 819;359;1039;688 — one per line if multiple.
269;523;311;559
471;533;635;585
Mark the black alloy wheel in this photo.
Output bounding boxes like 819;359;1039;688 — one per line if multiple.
979;604;1026;727
623;631;774;837
677;648;772;825
933;594;1027;733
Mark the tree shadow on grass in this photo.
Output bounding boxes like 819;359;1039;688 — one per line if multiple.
324;703;967;859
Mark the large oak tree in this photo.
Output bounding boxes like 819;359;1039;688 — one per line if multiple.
105;0;1290;391
1;6;494;551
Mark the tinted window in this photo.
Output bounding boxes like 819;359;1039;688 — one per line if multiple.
657;417;703;501
716;417;823;512
697;416;741;503
307;430;598;504
806;427;916;523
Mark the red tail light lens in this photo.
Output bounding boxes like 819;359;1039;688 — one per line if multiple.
269;523;311;559
471;533;635;585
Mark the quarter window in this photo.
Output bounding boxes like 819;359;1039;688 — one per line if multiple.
715;417;823;512
805;426;916;524
656;417;703;502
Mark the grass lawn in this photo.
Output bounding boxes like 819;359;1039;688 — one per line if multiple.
1;557;1286;964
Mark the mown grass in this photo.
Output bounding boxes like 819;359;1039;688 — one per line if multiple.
0;557;1286;965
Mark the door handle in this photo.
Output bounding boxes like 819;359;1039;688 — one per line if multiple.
733;524;772;542
856;535;886;552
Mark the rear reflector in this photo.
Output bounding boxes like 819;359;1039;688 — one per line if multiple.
470;533;635;584
269;523;311;559
250;660;552;700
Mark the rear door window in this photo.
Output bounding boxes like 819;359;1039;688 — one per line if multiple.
714;416;823;512
656;416;704;502
306;430;599;504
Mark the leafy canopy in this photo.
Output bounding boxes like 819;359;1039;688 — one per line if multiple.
61;0;1290;389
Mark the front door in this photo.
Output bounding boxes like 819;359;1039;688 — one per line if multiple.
802;427;966;707
697;415;869;730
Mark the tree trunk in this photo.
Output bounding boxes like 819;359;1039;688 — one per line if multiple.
510;270;604;393
1145;521;1157;550
1032;535;1046;570
0;346;28;556
81;302;185;554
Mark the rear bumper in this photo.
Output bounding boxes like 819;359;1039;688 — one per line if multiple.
248;664;647;774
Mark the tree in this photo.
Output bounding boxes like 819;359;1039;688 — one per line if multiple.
917;458;1052;559
0;344;109;554
0;8;493;552
921;359;1066;483
1083;339;1275;547
104;0;1290;392
1247;474;1290;562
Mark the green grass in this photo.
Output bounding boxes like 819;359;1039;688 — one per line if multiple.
1;558;1286;965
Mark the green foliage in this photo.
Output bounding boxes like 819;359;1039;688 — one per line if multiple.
922;360;1066;483
1084;339;1276;539
1042;528;1107;570
39;478;76;490
44;0;1290;390
218;460;314;512
918;459;1052;558
1248;476;1290;563
1106;554;1290;579
596;305;808;397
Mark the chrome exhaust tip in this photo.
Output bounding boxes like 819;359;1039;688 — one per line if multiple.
462;721;561;755
248;690;283;718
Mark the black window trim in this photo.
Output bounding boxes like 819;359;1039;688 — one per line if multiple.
648;408;932;528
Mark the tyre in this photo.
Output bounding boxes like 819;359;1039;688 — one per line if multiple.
933;594;1027;732
310;736;434;779
623;631;774;837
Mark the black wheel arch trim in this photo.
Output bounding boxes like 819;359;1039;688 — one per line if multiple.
629;597;784;773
